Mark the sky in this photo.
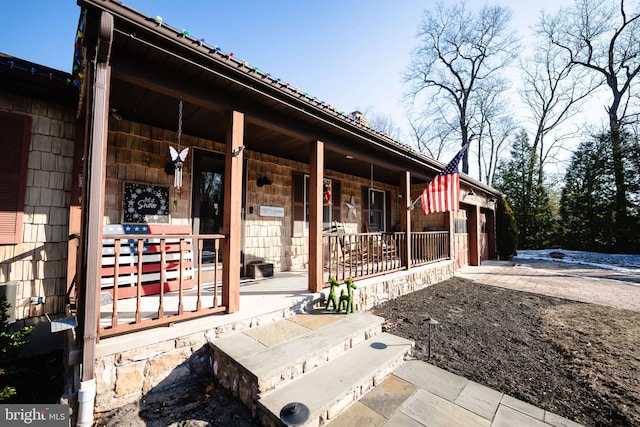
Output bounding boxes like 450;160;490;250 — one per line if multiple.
1;0;578;173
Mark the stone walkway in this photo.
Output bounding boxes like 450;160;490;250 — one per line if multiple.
456;259;640;312
330;360;583;427
326;257;635;427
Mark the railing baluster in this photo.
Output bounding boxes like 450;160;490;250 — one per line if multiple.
213;238;219;308
178;239;184;315
158;239;165;318
112;239;120;328
196;237;202;311
135;239;143;323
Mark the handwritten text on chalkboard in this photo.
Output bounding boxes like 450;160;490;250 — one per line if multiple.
123;182;169;223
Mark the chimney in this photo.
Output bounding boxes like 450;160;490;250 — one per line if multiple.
349;111;370;127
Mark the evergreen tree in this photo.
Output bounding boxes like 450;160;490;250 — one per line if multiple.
494;130;554;248
560;131;640;252
0;297;33;400
496;197;518;259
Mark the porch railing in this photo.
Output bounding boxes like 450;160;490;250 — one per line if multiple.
324;231;403;282
98;233;226;339
324;230;450;282
410;231;450;267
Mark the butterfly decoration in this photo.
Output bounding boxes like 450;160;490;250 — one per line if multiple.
169;146;189;188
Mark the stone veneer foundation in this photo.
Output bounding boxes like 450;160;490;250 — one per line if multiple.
93;261;453;413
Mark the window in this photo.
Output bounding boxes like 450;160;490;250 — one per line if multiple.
454;218;468;234
292;172;340;236
0;112;31;244
367;188;386;232
361;186;391;232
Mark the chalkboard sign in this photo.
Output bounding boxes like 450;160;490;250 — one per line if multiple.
122;182;169;223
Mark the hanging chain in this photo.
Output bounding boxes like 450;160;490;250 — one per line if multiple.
177;97;183;148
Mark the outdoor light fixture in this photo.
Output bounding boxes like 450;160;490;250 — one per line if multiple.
256;175;272;187
280;402;310;426
467;189;475;196
424;317;439;361
232;145;245;157
489;197;497;203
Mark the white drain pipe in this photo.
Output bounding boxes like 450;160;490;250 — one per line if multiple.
77;379;96;427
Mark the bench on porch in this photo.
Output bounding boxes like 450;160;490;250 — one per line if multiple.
101;224;195;300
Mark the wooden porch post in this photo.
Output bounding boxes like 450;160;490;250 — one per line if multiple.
401;171;411;268
469;204;481;266
488;207;497;260
308;140;324;292
449;211;456;266
222;110;244;312
81;11;113;381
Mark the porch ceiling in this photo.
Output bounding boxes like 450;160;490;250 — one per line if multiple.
97;0;446;187
110;77;408;185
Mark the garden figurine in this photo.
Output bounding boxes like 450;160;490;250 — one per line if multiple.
326;277;340;310
338;278;357;313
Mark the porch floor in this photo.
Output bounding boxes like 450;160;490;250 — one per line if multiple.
95;270;320;357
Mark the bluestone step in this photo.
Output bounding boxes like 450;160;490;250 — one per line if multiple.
256;332;414;427
210;312;384;409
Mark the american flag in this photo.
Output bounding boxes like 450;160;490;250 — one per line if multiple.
420;144;468;215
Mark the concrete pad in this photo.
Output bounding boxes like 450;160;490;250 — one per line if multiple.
493;405;549;427
454;380;503;420
544;411;585;427
327;401;387;427
360;374;418;418
243;319;311;347
393;360;468;402
399;388;490;427
501;394;546;421
383;411;427;427
288;312;342;330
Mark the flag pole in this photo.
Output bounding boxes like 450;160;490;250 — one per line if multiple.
408;192;422;210
408;142;469;212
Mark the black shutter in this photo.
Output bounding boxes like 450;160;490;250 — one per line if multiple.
331;180;341;222
385;190;392;232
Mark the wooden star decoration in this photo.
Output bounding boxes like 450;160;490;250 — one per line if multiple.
345;195;358;219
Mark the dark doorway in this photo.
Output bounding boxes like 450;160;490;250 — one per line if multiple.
192;150;225;264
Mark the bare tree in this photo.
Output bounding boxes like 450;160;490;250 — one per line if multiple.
526;14;601;185
405;1;519;177
541;0;640;251
368;113;402;141
354;107;403;142
472;79;517;185
407;105;457;161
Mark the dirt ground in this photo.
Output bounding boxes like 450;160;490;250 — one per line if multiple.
373;278;640;427
92;277;639;427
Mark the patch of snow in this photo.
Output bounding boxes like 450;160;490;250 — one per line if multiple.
516;249;640;273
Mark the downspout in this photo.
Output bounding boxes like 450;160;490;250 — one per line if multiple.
77;9;113;427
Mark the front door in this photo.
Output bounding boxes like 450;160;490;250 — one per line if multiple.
192;149;246;272
193;150;225;235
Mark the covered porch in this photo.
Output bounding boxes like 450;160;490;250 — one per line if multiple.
97;228;451;338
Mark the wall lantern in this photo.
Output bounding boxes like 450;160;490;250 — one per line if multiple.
257;175;272;187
